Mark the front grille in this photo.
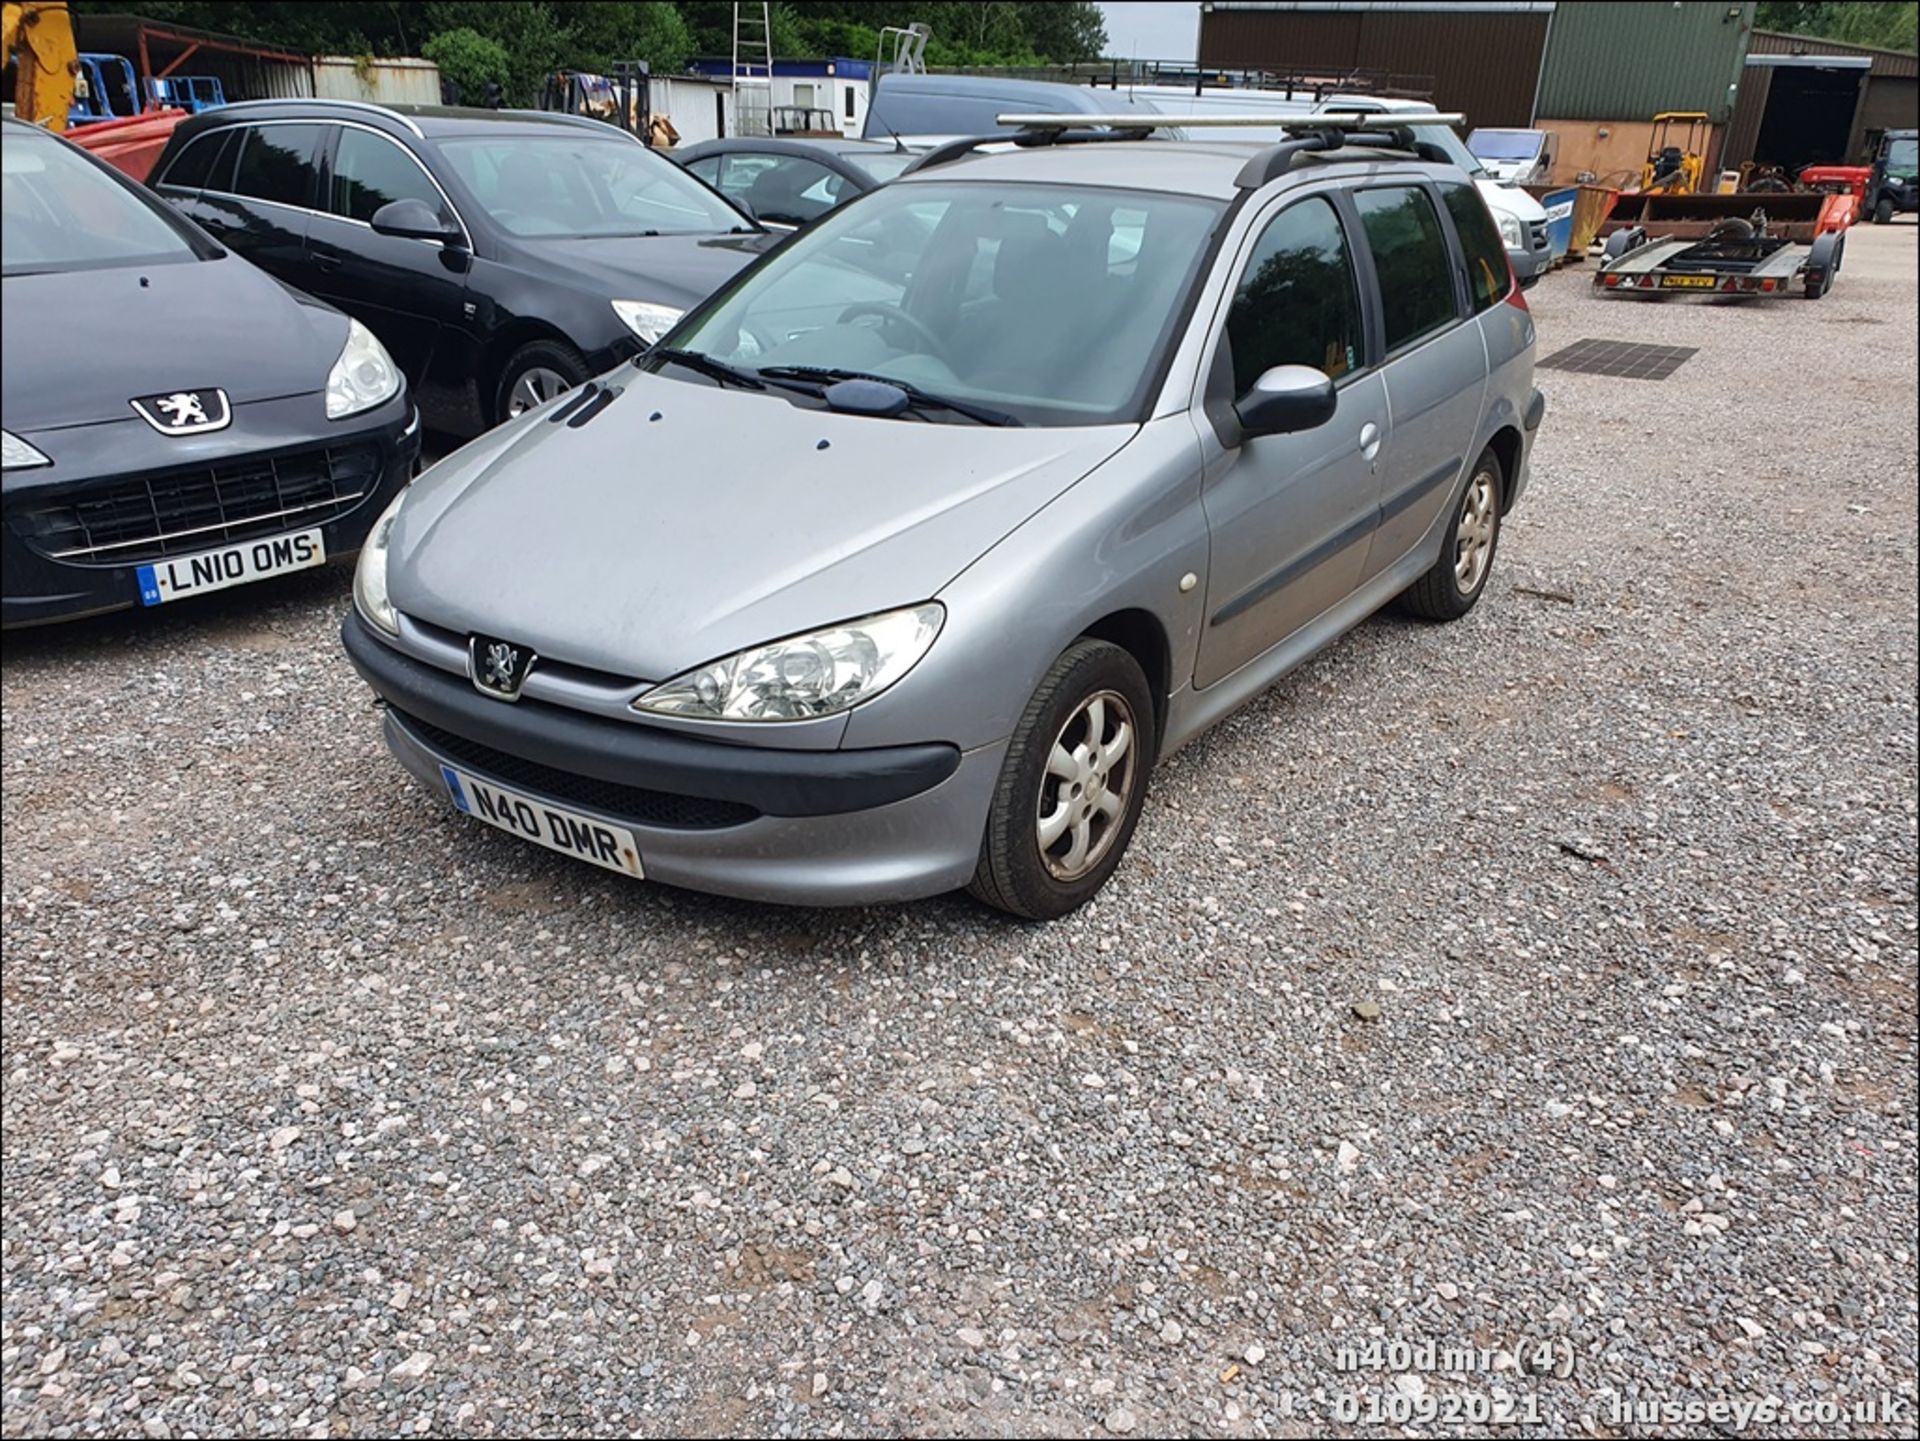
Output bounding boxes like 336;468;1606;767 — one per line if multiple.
11;444;382;564
1528;220;1551;252
393;708;761;832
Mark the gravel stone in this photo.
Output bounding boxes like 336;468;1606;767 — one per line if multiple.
1;228;1915;1438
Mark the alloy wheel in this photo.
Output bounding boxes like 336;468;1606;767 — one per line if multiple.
1454;468;1497;595
1036;688;1138;882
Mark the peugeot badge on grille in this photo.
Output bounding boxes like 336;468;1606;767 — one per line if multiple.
469;634;536;701
130;388;232;436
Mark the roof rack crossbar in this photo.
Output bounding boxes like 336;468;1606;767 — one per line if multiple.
993;110;1463;131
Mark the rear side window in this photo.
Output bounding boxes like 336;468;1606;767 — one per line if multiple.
231;124;321;208
156;129;228;191
1224;195;1364;392
1440;182;1511;311
330;127;442;223
1354;186;1458;352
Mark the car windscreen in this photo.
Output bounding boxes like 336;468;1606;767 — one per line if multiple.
2;130;201;275
1888;137;1918;173
661;181;1225;427
1410;123;1488;177
437;133;750;238
1469;129;1543;161
842;149;918;182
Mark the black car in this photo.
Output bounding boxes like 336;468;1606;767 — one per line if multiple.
148;101;773;434
677;136;918;229
1;119;418;628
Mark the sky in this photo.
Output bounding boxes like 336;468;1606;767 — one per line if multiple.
1095;1;1202;64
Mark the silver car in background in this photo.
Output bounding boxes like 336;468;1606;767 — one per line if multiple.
344;116;1544;918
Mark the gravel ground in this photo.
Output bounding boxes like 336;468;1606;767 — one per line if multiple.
3;223;1916;1440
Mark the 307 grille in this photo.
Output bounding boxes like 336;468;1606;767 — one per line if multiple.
11;444;381;564
392;708;761;832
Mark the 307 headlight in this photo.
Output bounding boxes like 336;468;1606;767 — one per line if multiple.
612;300;684;345
1497;212;1525;248
634;604;944;722
353;491;407;635
2;429;50;470
327;318;401;420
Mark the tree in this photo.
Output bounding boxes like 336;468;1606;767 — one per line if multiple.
420;27;509;103
1755;1;1917;52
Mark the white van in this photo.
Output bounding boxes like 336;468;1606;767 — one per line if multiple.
1113;86;1557;286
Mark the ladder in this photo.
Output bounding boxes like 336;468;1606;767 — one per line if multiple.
731;1;774;137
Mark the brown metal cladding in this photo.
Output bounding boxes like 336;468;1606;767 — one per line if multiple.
1749;29;1918;80
1197;7;1550;126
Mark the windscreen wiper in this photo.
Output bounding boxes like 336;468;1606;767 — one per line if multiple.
647;347;765;390
755;366;1019;426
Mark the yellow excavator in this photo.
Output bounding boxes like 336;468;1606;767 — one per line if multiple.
1638;112;1710;195
3;0;78;131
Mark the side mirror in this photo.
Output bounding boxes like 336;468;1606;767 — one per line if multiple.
1234;364;1337;439
370;197;463;246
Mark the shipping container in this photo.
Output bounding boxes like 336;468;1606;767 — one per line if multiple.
311;57;442;107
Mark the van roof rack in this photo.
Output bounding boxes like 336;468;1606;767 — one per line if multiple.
903;110;1465;181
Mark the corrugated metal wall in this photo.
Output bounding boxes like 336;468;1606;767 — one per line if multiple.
312;58;442;106
1197;5;1551;126
1749;29;1918;80
1536;2;1756;122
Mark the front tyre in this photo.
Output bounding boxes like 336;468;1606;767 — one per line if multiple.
495;339;590;425
1397;447;1504;621
969;640;1155;920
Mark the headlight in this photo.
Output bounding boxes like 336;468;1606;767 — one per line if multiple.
2;429;50;471
612;300;684;345
353;491;407;636
634;604;944;722
327;318;401;420
1497;212;1525;248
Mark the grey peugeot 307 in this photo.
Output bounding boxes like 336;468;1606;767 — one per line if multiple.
344;113;1545;918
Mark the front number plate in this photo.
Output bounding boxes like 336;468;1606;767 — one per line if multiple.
441;766;645;878
1660;273;1719;289
137;528;325;605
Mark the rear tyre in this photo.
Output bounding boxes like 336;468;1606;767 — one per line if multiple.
1873;197;1893;224
495;339;590;425
1397;448;1504;622
968;640;1155;921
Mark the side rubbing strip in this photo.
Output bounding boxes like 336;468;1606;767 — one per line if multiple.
1211;510;1377;628
1379;457;1461;523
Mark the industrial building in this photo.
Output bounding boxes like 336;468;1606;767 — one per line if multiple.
1198;1;1919;182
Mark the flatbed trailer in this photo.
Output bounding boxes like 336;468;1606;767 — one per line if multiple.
1594;211;1845;300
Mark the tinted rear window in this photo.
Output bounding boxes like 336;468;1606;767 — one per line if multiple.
156;129;226;190
232;124;320;208
1354;186;1458;352
1440;182;1511;312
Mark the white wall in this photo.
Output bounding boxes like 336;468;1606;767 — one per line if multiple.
653;77;734;146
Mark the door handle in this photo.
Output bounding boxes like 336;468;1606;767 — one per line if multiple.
311;253;342;273
1359;422;1382;461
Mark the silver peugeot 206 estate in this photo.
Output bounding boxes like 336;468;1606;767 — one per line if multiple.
344;113;1545;918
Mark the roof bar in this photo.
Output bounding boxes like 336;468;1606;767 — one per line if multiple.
993;111;1465;130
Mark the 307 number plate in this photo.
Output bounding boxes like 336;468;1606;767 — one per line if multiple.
137;529;325;605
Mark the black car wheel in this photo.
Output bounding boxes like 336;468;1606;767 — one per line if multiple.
1397;447;1504;621
1873;197;1894;225
496;339;590;424
969;640;1155;921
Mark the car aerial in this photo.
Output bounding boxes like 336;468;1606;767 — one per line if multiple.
1;117;417;628
342;112;1544;919
677;136;920;229
146;100;774;436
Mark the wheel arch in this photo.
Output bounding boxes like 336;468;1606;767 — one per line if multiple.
1486;424;1524;513
1078;608;1172;754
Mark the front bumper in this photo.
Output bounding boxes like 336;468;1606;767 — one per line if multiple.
2;395;418;628
343;610;999;906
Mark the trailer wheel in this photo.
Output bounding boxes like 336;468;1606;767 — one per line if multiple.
1804;232;1844;299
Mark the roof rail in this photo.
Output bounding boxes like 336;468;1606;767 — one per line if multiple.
992;110;1464;131
218;96;425;139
